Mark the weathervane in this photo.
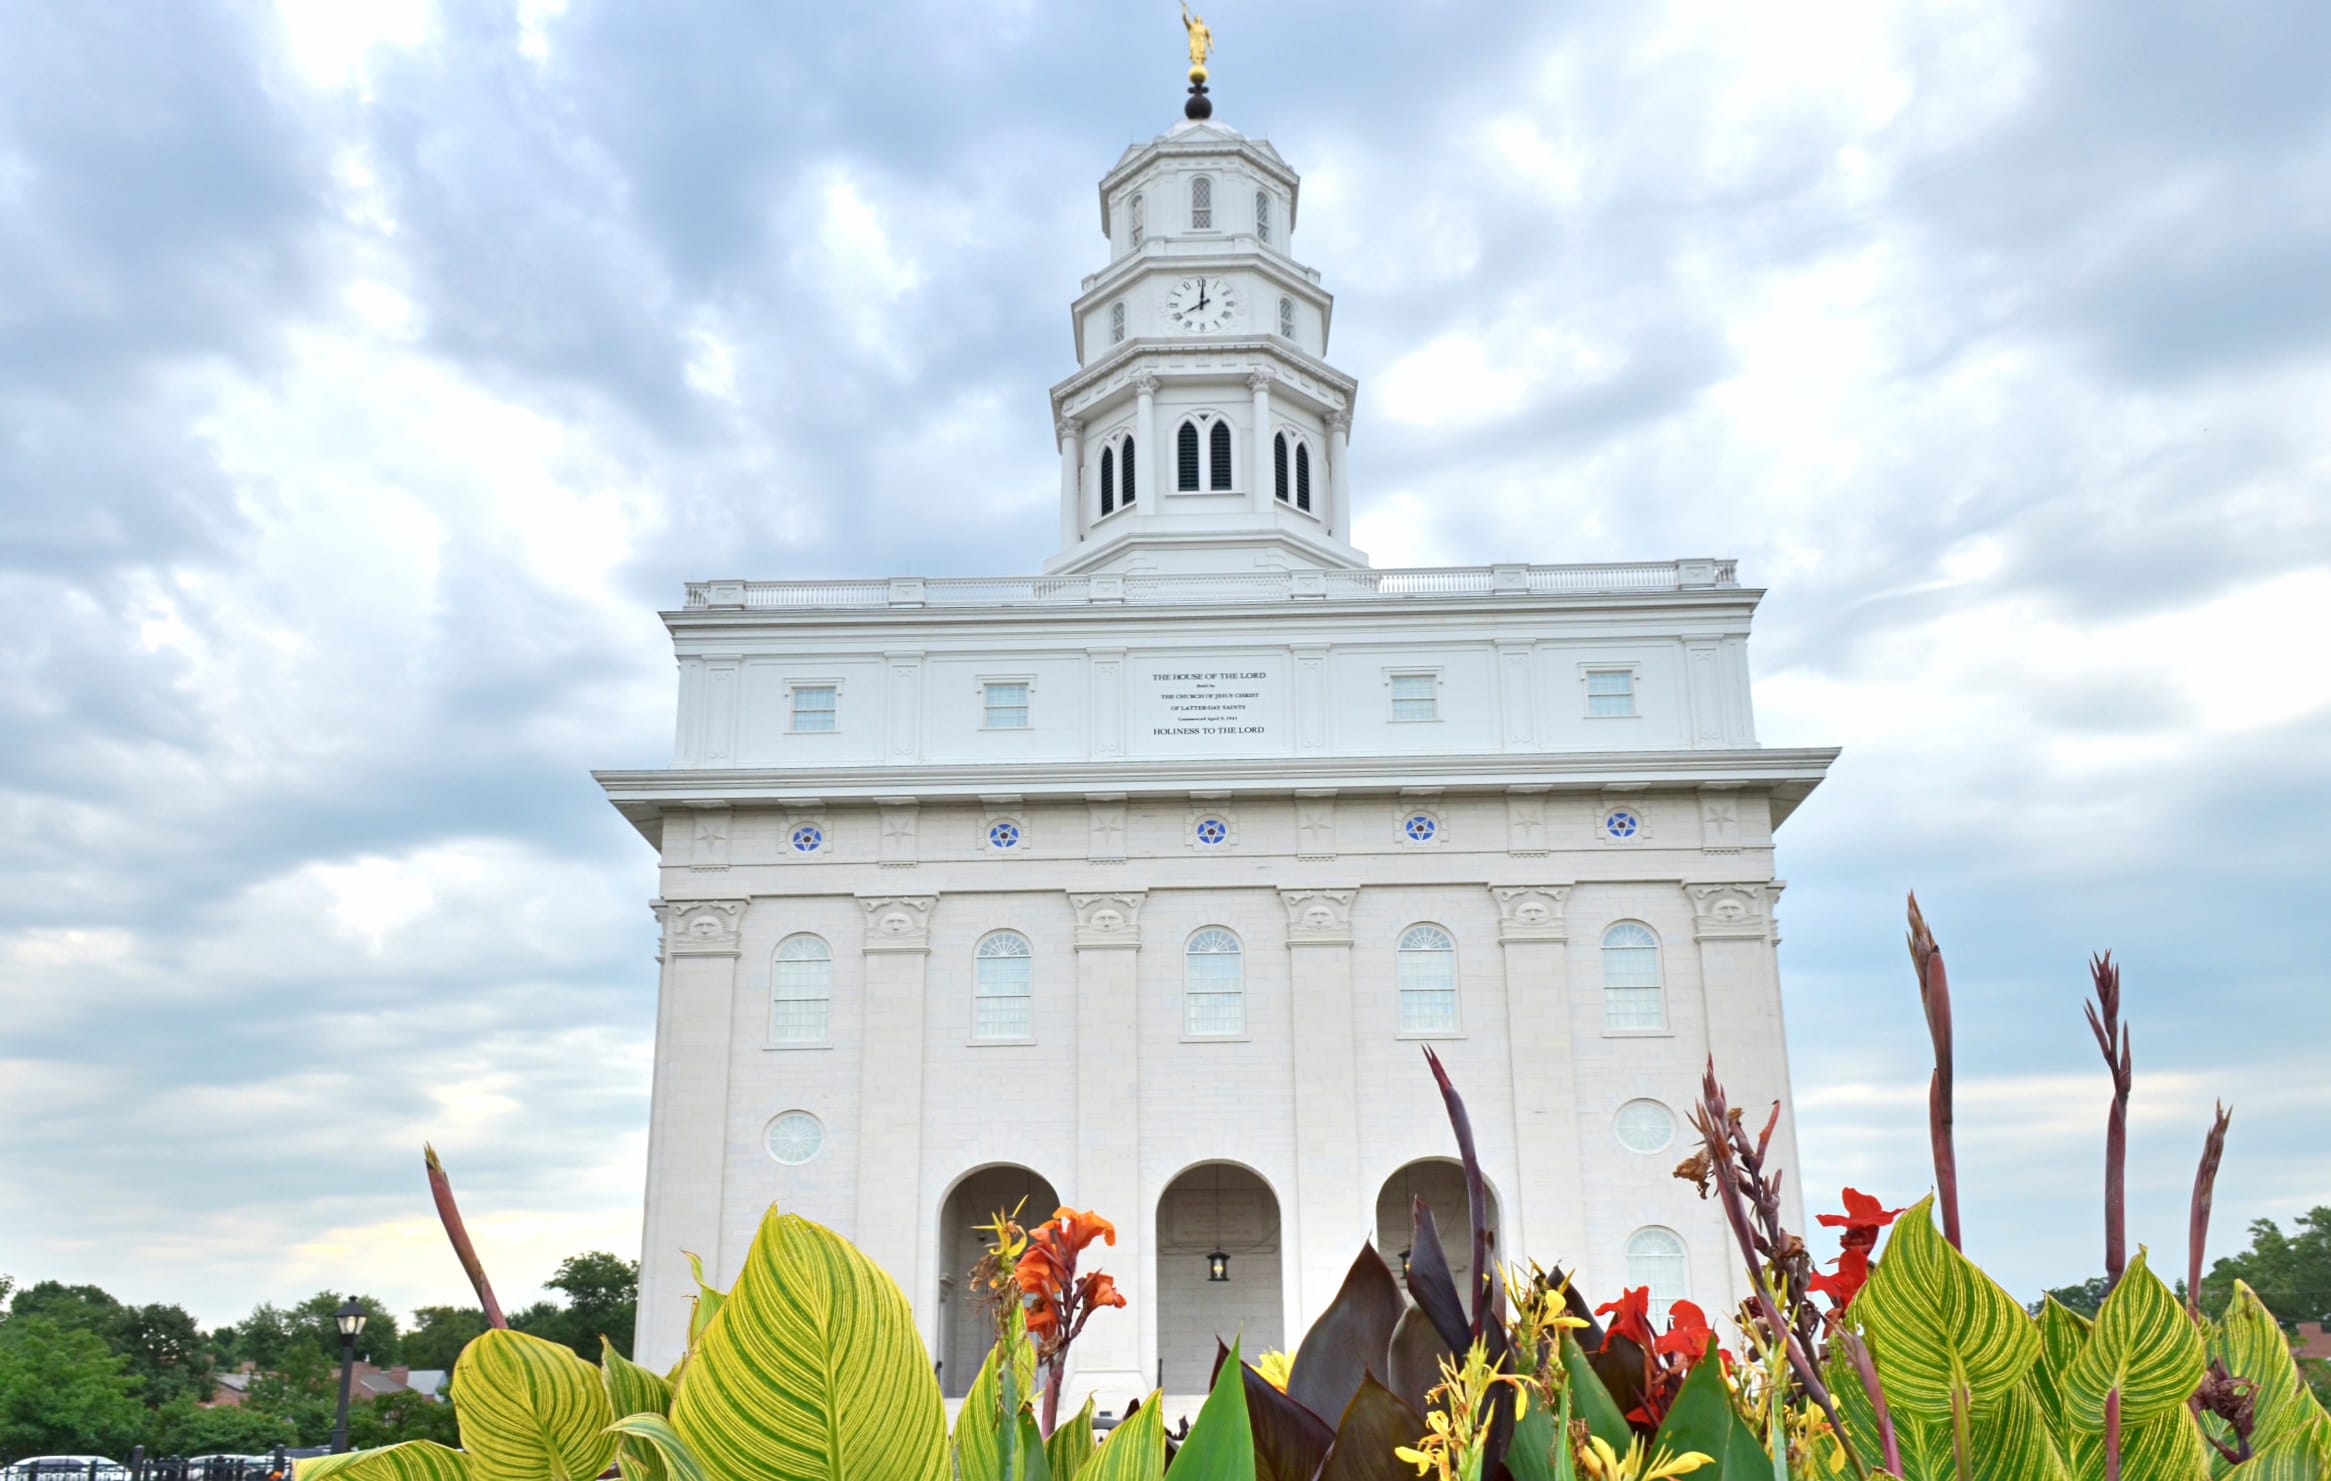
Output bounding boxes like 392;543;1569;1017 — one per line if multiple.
1180;2;1214;119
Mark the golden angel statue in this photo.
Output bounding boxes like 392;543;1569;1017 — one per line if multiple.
1181;2;1213;72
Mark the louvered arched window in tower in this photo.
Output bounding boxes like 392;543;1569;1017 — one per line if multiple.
1273;432;1289;503
1279;296;1295;339
1294;441;1312;512
1109;301;1126;345
1099;443;1116;516
1129;193;1144;248
1176;420;1202;491
1120;434;1137;503
1190;174;1213;230
1209;419;1233;490
1255;190;1272;244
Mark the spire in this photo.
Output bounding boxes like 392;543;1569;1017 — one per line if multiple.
1180;3;1213;119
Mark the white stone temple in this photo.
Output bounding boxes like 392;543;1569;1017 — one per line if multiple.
596;80;1836;1414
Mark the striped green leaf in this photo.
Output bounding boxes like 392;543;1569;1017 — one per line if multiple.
2237;1418;2331;1481
955;1335;1039;1481
451;1327;620;1481
1558;1332;1634;1453
1046;1394;1099;1481
1969;1383;2073;1481
1017;1408;1053;1481
1167;1337;1254;1481
295;1441;471;1481
2030;1298;2093;1434
1829;1360;2069;1481
604;1336;676;1481
685;1250;728;1349
2064;1251;2206;1427
605;1415;713;1481
2215;1281;2331;1448
1082;1393;1168;1481
1857;1195;2043;1422
667;1206;946;1481
2060;1409;2209;1481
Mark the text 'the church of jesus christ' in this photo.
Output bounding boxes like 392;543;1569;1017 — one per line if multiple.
596;52;1837;1414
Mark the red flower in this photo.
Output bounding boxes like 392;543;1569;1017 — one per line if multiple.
1653;1299;1716;1363
1077;1271;1126;1312
1809;1245;1873;1310
1816;1188;1905;1253
1595;1286;1656;1354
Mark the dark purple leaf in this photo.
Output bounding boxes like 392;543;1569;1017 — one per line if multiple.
1422;1047;1497;1333
1404;1200;1471;1354
1385;1305;1447;1417
1288;1243;1406;1426
1586;1334;1653;1436
1316;1374;1429;1481
1216;1341;1335;1481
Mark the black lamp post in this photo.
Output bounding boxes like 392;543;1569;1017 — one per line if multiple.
330;1297;368;1454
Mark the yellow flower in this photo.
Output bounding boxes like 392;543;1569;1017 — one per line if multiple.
1255;1349;1294;1392
1576;1435;1713;1481
1393;1446;1435;1477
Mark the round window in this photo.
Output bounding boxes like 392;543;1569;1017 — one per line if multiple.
765;1110;824;1165
1615;1099;1677;1154
791;823;824;853
988;820;1021;850
1604;809;1640;840
1194;817;1229;846
1403;813;1438;843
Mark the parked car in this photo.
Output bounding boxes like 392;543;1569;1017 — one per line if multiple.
1;1458;130;1481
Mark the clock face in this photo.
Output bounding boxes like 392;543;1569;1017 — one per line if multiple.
1167;275;1240;333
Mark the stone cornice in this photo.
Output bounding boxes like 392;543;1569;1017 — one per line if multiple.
1050;336;1358;420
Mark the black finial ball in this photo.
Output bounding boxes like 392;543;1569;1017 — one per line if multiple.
1185;82;1212;120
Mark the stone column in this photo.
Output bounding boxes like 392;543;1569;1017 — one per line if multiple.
1058;417;1085;546
854;894;938;1347
1248;370;1275;512
635;895;747;1372
1325;411;1352;538
1489;886;1585;1277
1066;891;1148;1412
1685;884;1803;1236
1133;373;1159;507
1279;888;1364;1332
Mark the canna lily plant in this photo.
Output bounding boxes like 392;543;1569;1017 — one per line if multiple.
305;896;2331;1481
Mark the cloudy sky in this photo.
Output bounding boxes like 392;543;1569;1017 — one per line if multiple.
4;0;2327;1331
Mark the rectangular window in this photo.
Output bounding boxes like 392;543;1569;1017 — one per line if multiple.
983;681;1030;729
771;972;829;1042
790;685;837;733
1389;673;1439;723
1110;301;1126;345
1587;668;1636;717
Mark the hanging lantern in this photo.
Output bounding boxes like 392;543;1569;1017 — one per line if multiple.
1207;1247;1231;1282
1398;1247;1413;1279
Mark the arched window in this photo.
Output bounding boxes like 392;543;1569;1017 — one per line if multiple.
771;934;831;1043
1273;432;1289;503
1602;922;1665;1031
1121;434;1137;504
1278;296;1295;339
1397;924;1458;1033
1184;928;1244;1036
1129;193;1144;248
1190;174;1213;230
1255;190;1272;244
1626;1228;1689;1320
1099;443;1115;515
1177;420;1202;491
1110;301;1126;345
1294;441;1312;512
974;931;1033;1041
1209;419;1233;490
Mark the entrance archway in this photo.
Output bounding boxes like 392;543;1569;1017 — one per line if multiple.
937;1163;1061;1398
1374;1159;1500;1309
1155;1162;1283;1396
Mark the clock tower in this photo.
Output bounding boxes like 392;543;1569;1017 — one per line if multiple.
1046;85;1365;575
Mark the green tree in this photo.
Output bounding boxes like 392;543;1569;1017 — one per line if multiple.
148;1396;302;1457
2201;1207;2331;1323
286;1292;402;1368
2038;1274;2114;1317
7;1280;123;1333
400;1306;487;1372
107;1303;216;1409
511;1252;638;1360
346;1391;460;1449
0;1316;144;1463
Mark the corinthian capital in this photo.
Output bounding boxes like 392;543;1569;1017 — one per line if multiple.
1247;368;1276;393
656;897;747;956
1326;410;1352;434
1131;371;1161;396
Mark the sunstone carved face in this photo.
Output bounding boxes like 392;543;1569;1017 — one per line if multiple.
1302;903;1336;928
1515;899;1551;924
1090;907;1125;932
879;910;917;935
686;914;724;937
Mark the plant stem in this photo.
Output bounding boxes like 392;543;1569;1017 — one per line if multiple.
1907;894;1962;1251
423;1143;507;1328
2085;953;2132;1290
1836;1327;1900;1477
2188;1103;2232;1322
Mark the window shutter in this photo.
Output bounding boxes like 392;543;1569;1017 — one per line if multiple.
1191;175;1212;229
1255;191;1271;243
1273;433;1288;502
1122;435;1136;502
1100;444;1115;514
1295;442;1311;511
1177;421;1201;491
1209;420;1233;489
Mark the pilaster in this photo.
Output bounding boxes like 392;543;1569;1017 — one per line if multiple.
1685;882;1803;1232
1279;887;1363;1325
854;893;938;1346
1487;886;1585;1275
1067;891;1147;1408
1324;410;1352;538
1248;370;1275;513
636;895;747;1371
